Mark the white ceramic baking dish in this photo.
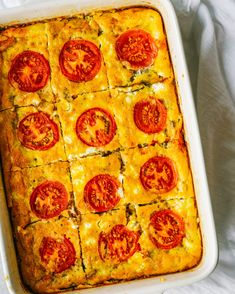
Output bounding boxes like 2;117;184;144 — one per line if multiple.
0;0;218;293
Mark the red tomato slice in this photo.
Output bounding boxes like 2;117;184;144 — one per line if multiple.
30;180;68;219
59;39;101;82
140;156;178;193
8;50;50;92
17;112;59;151
98;224;140;262
134;98;167;134
115;29;157;69
148;209;185;249
39;236;76;273
84;174;120;212
76;107;117;147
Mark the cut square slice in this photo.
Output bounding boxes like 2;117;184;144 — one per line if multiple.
0;23;54;111
0;103;66;170
4;161;74;228
110;81;182;148
120;143;195;205
135;198;202;276
79;208;144;285
70;152;124;214
93;7;173;88
46;15;108;100
16;217;86;293
57;91;120;160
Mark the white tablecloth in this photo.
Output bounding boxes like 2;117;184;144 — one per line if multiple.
0;0;235;293
165;0;235;293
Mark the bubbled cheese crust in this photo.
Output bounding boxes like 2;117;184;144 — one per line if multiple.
110;81;182;148
79;208;144;285
0;103;66;169
121;142;195;204
0;23;54;110
70;152;124;214
135;198;202;275
57;90;120;159
93;7;173;88
5;161;73;228
0;6;202;294
46;15;109;100
16;218;86;293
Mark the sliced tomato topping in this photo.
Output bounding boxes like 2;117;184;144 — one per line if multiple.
115;29;157;69
76;107;117;147
59;39;101;82
140;156;178;193
17;112;59;151
98;224;140;262
30;180;68;219
134;98;167;134
39;236;76;273
8;50;50;92
84;174;120;212
148;209;185;249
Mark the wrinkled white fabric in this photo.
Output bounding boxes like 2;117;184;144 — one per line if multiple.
0;1;235;293
166;0;235;293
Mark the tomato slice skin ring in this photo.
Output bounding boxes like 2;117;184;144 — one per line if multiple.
30;180;68;219
17;112;59;151
134;98;167;134
39;235;76;273
140;156;178;194
59;39;102;82
76;107;117;147
8;50;50;92
148;209;185;249
84;174;121;212
115;28;157;69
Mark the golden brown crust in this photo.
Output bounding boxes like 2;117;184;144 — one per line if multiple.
70;152;124;214
57;90;120;160
0;104;67;169
6;161;73;228
79;208;145;285
135;199;202;275
0;35;15;52
0;23;54;111
79;198;202;286
16;218;86;293
93;7;173;88
46;15;108;101
0;6;202;293
121;142;195;204
110;81;182;148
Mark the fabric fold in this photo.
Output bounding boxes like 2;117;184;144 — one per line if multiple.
166;1;235;293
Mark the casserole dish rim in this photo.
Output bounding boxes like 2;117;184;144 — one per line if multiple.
0;0;218;293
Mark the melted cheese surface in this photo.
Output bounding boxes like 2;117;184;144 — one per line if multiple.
93;7;173;88
0;23;53;110
121;142;195;204
0;6;202;293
